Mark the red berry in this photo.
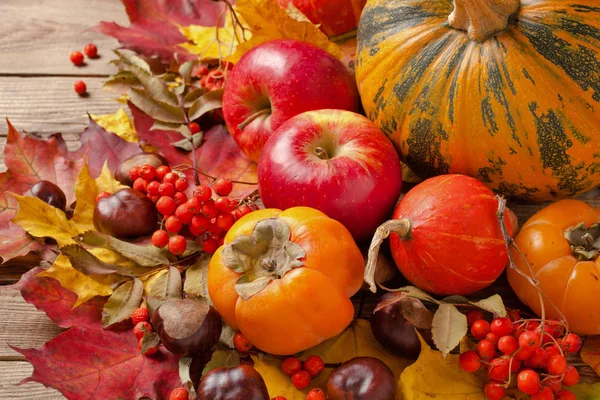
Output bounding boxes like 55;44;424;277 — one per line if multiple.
519;330;541;350
498;335;518;355
147;181;161;196
131;307;149;324
189;215;210;236
555;390;576;400
546;343;561;357
202;201;218;219
173;191;188;205
517;369;540;395
202;238;218;254
304;355;325;377
532;387;554;400
159;182;176;197
516;348;534;361
458;351;481;372
236;204;253;219
527;347;549;368
485;332;499;345
471;320;490;340
152;230;170;248
139;337;159;356
74;80;87;95
83;43;98;58
194;185;212;201
133;321;152;339
488;358;510;381
208;220;222;236
186;197;202;214
150;195;160;203
213;178;233;196
282;357;302;376
168;235;187;255
133;178;148;193
546;354;567;375
216;212;235;231
140;164;157;181
562;333;582;353
562;365;580;386
175;178;188;192
163;172;179;185
165;216;183;233
233;332;252;352
70;51;84;66
509;356;522;372
190;122;201;134
271;398;287;400
95;191;111;203
491;317;513;337
156;196;177;216
291;370;311;390
175;205;193;224
306;388;326;400
214;197;232;212
129;166;141;181
507;309;521;322
484;382;505;400
156;165;171;180
476;339;496;361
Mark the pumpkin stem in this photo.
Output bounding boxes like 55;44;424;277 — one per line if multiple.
564;223;600;261
448;0;520;42
364;219;412;293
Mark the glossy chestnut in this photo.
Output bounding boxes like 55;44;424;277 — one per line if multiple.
93;188;157;238
115;153;168;186
197;365;269;400
326;357;396;400
31;180;67;211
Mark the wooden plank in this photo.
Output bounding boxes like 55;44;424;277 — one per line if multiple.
0;289;64;359
0;0;127;76
0;361;63;399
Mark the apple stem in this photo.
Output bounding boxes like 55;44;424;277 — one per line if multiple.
238;108;271;131
364;219;412;293
314;146;330;160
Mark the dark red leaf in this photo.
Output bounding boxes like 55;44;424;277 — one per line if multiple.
79;117;142;178
14;326;181;400
121;0;227;26
9;267;105;329
0;224;45;262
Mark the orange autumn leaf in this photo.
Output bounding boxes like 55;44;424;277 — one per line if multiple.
581;335;600;376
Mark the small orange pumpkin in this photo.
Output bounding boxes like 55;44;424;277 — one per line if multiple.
508;200;600;335
207;207;364;355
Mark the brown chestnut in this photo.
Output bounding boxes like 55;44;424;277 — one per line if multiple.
197;365;269;400
93;188;157;238
31;180;66;211
151;299;222;357
326;357;396;400
370;293;432;358
114;153;168;186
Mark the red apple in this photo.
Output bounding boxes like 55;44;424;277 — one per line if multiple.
277;0;367;37
222;39;359;163
258;110;402;242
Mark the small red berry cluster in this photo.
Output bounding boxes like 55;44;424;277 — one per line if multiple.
128;164;256;256
195;62;233;92
70;43;99;95
272;388;326;400
282;356;325;391
131;307;159;356
459;310;582;400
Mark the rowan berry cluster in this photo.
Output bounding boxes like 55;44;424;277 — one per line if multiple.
281;355;325;391
128;164;256;256
195;61;233;91
459;310;581;400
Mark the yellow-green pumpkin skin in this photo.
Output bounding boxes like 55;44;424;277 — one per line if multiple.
356;0;600;201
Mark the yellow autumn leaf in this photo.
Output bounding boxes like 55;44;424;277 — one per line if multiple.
11;194;79;247
227;0;341;63
91;108;138;143
96;162;128;194
180;12;245;60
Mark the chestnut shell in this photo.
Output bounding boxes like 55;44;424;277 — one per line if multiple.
151;299;222;357
114;153;168;186
93;188;157;238
326;357;396;400
31;180;66;211
197;365;269;400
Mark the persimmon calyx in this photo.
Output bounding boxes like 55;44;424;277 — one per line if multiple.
222;218;306;300
564;222;600;261
364;218;412;293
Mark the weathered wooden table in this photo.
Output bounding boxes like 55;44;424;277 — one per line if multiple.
0;1;598;399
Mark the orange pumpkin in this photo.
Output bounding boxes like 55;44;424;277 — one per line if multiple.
508;200;600;335
356;0;600;201
207;207;364;355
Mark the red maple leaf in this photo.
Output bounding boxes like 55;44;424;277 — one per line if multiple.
0;121;83;262
95;0;227;64
14;327;181;400
130;104;257;198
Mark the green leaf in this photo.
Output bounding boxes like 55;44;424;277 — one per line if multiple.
401;297;434;330
218;322;237;348
148;266;183;302
74;231;169;267
187;90;224;121
103;70;140;91
382;285;437;303
172;133;203;152
61;244;134;277
141;330;161;354
113;50;151;72
431;304;467;357
101;278;143;328
179;60;197;84
202;349;241;377
442;295;469;304
570;383;600;399
151;121;191;138
184;87;207;107
128;88;186;124
471;295;507;317
184;254;211;302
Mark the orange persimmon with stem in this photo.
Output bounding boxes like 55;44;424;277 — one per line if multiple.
207;207;364;355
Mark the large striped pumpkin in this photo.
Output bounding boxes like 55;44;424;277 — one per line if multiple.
356;0;600;201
